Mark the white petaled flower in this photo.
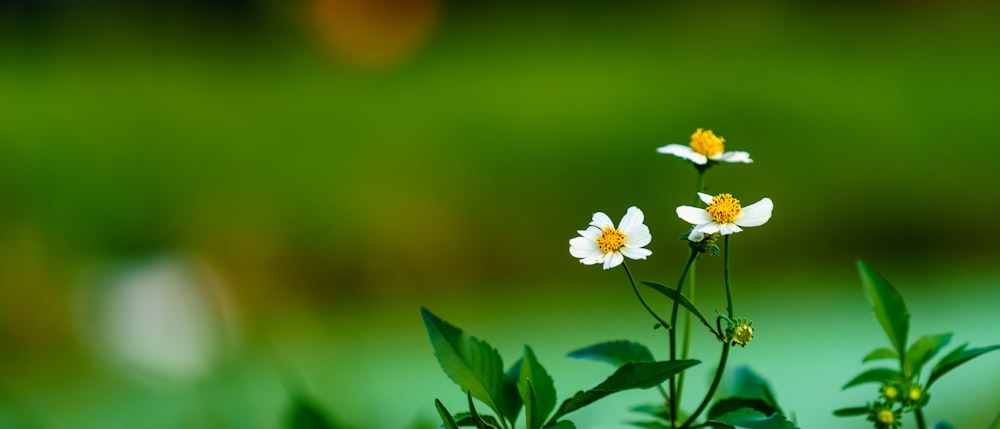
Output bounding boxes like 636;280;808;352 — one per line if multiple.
656;128;752;165
676;193;772;242
569;206;652;270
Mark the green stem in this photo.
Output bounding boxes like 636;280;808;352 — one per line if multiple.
724;235;734;318
622;262;672;332
677;167;705;413
679;341;731;429
914;407;927;429
668;251;699;428
676;259;695;411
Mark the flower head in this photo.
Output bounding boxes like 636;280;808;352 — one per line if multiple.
880;384;900;402
656;128;753;166
728;318;754;347
676;193;773;242
867;403;901;429
569;206;652;270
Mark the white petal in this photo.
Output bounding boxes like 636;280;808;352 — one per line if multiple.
735;198;773;227
579;226;602;240
711;151;753;164
621;246;651;260
687;230;706;242
676;206;712;225
719;223;743;235
698;193;715;205
581;254;604;265
603;252;624;270
618;206;644;233
590;212;613;229
569;237;599;258
698;222;722;234
656;144;708;165
624;224;651;248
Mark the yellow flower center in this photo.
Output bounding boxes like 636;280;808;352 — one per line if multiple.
706;194;742;224
596;226;626;253
689;128;725;157
882;386;899;400
877;409;894;425
732;325;753;347
908;387;921;401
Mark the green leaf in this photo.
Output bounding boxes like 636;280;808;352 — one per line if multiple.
466;391;502;429
857;261;910;358
547;360;699;424
711;408;796;429
842;368;902;389
717;366;781;412
435;400;460;429
905;333;952;377
567;340;654;367
927;343;1000;388
421;308;506;419
642;281;720;339
861;347;898;363
833;406;869;417
709;398;779;421
454;413;502;429
627;421;670;429
501;359;523;425
548;421;576;429
630;404;670;420
286;397;339;429
517;346;556;429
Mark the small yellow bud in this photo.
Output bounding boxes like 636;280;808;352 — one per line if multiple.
908;386;921;401
881;385;899;400
877;409;895;425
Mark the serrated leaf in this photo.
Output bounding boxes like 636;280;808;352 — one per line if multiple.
421;308;506;420
861;347;898;363
833;406;869;417
711;408;796;429
857;261;910;358
286;397;338;429
642;281;720;339
567;340;654;367
435;400;460;429
501;358;523;425
709;398;778;421
905;333;952;377
517;346;556;429
547;360;699;424
927;343;1000;388
842;368;902;389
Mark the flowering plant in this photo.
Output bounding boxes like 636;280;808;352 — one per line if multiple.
414;129;998;429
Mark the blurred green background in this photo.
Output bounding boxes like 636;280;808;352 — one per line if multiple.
1;0;998;428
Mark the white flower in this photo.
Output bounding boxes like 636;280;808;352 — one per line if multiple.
656;128;752;165
676;193;772;242
569;206;652;270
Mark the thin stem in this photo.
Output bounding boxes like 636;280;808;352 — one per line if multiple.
679;341;731;429
724;235;734;318
668;250;699;428
914;407;927;429
677;260;695;408
677;169;705;412
622;262;671;332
